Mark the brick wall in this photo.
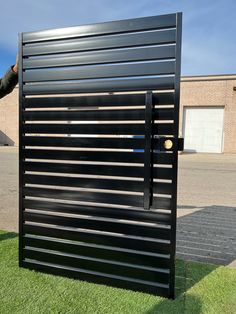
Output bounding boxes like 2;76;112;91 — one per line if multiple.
0;87;19;146
224;80;236;153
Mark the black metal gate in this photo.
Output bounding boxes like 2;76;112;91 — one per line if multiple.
19;12;182;299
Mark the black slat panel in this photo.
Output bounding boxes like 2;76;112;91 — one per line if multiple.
23;199;171;224
23;108;174;122
23;224;171;254
24;174;144;192
152;197;172;209
24;92;174;108
23;123;173;136
23;123;146;135
24;161;144;177
153;152;173;164
23;186;171;209
22;261;169;297
23;14;176;43
19;12;182;299
23;186;143;207
23;77;175;95
23;30;176;55
22;149;147;163
23;236;170;268
23;174;173;195
22;149;174;164
22;133;174;148
23;249;169;283
23;110;146;122
153;167;173;180
23;136;145;149
23;212;171;240
24;61;175;82
23;161;173;180
23;46;176;69
153;182;173;194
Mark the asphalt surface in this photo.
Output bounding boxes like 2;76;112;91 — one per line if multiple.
0;147;235;266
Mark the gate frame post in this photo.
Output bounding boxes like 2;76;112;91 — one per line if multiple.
169;12;182;299
18;32;24;268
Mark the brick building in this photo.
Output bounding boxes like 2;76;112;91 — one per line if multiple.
0;74;236;153
180;74;236;154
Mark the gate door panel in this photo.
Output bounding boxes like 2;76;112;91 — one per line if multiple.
19;12;182;299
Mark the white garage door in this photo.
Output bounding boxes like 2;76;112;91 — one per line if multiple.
183;107;224;153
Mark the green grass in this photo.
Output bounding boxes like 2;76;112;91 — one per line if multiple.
0;230;236;314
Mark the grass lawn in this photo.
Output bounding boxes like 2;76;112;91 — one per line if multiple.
0;230;236;314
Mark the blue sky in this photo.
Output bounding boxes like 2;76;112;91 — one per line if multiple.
0;0;235;76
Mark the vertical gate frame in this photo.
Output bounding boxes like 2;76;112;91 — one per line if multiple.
18;32;24;268
169;12;182;299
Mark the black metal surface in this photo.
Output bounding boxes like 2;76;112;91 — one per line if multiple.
19;12;182;299
144;92;154;209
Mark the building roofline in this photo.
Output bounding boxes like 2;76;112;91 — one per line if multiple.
181;73;236;82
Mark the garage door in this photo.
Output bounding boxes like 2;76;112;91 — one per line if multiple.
183;107;224;153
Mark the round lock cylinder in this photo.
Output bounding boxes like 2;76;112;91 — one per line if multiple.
164;139;173;150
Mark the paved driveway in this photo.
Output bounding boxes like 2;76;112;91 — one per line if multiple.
0;147;235;266
177;154;236;266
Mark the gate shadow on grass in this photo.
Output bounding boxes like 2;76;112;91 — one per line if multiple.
176;205;236;266
145;258;218;313
145;205;236;313
0;232;17;241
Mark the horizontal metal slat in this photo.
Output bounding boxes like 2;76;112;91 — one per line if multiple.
23;30;176;57
24;92;174;108
22;136;145;149
23;248;169;284
23;110;145;121
23;161;173;180
23;174;173;196
22;131;174;148
22;260;169;296
23;236;170;269
23;77;175;95
23;174;144;192
152;197;172;210
23;161;144;177
23;184;171;210
23;224;171;255
24;61;175;83
23;32;176;58
23;108;173;122
23;186;143;207
23;14;176;43
153;167;173;180
22;149;174;164
23;211;170;240
23;46;176;69
23;123;146;135
153;182;173;194
23;123;173;136
153;152;173;164
22;149;145;162
23;199;171;224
